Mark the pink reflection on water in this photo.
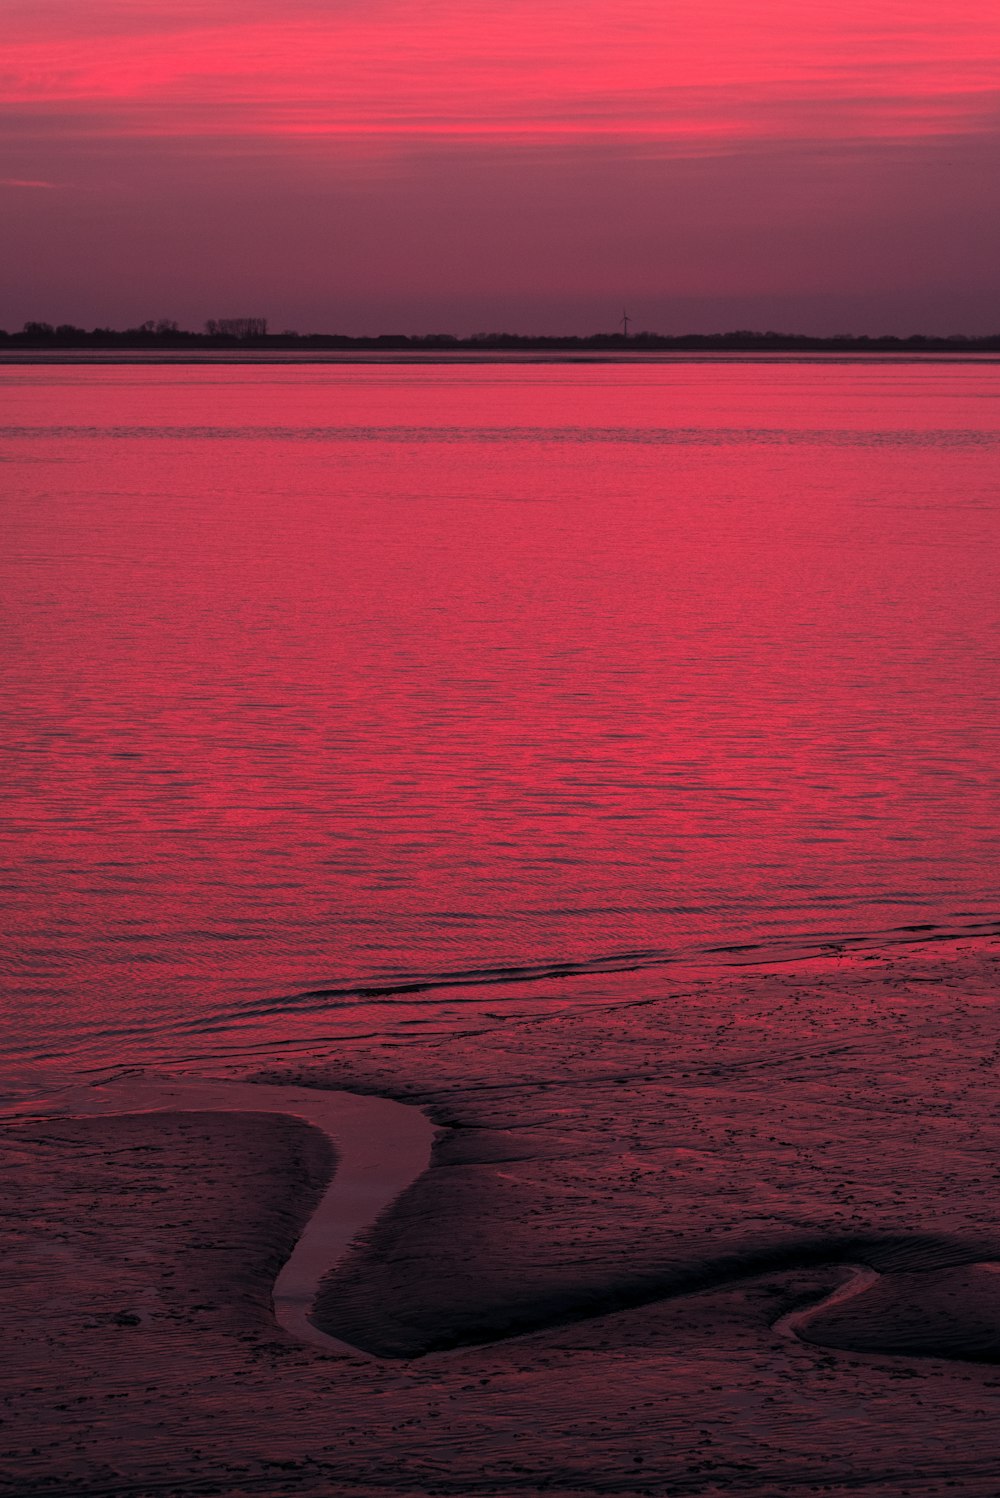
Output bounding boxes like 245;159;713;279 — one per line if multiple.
2;361;999;1060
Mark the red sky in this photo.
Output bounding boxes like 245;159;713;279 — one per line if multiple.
2;0;999;333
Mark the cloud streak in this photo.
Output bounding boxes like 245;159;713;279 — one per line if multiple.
4;0;1000;156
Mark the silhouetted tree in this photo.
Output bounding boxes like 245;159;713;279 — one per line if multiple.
205;318;268;339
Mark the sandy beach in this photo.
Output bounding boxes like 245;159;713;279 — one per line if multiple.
2;933;999;1496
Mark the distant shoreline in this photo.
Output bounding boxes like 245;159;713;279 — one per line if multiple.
5;347;1000;366
4;327;1000;362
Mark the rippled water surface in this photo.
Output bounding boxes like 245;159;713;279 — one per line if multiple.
3;360;999;1061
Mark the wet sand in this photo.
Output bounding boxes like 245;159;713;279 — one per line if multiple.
0;1073;435;1357
2;934;1000;1495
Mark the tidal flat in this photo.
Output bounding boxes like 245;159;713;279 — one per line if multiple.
3;933;1000;1497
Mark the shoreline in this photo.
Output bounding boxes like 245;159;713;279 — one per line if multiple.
6;915;995;1077
4;349;1000;366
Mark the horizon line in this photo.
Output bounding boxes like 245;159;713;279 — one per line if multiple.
6;323;1000;351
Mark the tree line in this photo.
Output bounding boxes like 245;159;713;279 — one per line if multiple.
4;321;1000;353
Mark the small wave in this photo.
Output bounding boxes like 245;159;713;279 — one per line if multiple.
43;914;996;1062
177;914;1000;1036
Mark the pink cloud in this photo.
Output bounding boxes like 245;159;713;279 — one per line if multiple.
4;0;1000;155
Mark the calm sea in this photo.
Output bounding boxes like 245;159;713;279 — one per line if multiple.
3;359;999;1065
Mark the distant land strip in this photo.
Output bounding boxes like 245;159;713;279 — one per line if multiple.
4;323;1000;355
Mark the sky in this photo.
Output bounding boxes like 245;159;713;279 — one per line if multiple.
2;0;999;334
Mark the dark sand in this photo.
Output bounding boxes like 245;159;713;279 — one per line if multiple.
2;935;1000;1495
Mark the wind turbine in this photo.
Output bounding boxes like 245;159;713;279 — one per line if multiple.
621;310;631;339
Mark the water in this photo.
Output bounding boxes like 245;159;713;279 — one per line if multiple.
3;359;999;1064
